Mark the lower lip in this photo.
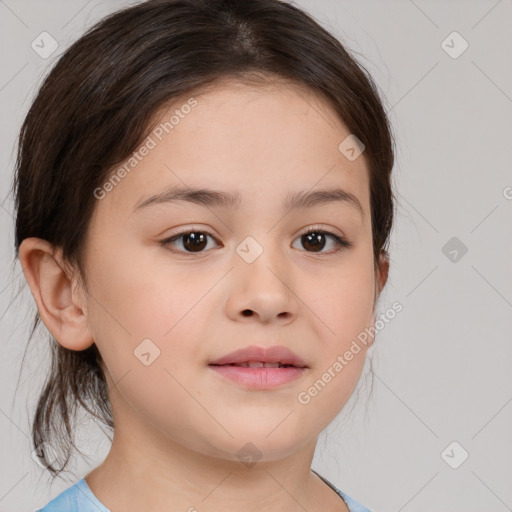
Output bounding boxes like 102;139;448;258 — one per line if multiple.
208;365;306;389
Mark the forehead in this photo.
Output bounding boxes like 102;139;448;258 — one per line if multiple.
96;78;370;222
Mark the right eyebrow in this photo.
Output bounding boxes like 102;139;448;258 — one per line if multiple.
133;185;241;211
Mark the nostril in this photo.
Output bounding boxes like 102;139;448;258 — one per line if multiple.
241;310;253;317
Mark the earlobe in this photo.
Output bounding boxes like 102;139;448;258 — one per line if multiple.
18;237;94;351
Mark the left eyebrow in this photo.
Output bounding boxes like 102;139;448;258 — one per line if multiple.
133;185;364;218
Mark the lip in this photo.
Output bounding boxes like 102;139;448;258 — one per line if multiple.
208;345;308;367
209;365;306;389
208;345;308;390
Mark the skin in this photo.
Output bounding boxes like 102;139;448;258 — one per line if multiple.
20;78;388;512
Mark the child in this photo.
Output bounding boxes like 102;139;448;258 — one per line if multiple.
14;0;395;510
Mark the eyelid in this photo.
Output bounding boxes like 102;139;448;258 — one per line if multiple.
296;224;344;239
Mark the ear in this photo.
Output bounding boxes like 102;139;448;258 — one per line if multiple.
368;252;390;347
18;237;94;351
375;252;390;297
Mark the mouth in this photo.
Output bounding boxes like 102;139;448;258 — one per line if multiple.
208;345;308;389
208;345;308;368
209;362;303;368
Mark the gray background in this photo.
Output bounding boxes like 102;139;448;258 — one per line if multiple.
1;1;511;511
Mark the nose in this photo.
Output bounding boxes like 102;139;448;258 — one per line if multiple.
225;241;299;325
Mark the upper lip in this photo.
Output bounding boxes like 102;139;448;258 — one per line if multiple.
209;345;308;368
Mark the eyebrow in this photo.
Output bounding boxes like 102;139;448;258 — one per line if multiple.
133;185;364;217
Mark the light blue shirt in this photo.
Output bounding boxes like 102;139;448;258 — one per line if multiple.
35;471;373;512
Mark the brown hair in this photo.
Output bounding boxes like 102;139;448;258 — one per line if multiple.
12;0;395;477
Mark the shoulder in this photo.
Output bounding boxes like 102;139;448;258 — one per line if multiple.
34;478;110;512
335;488;375;512
312;470;375;512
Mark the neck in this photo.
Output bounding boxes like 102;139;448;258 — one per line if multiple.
84;417;332;512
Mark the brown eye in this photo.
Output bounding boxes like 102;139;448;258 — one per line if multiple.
161;231;217;253
301;231;326;252
180;232;208;252
292;229;352;254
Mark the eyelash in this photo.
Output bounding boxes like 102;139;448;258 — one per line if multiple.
159;225;353;256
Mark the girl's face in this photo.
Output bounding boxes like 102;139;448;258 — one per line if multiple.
80;79;386;463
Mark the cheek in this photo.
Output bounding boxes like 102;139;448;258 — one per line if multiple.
85;256;209;437
295;254;374;417
84;239;216;381
305;253;376;344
